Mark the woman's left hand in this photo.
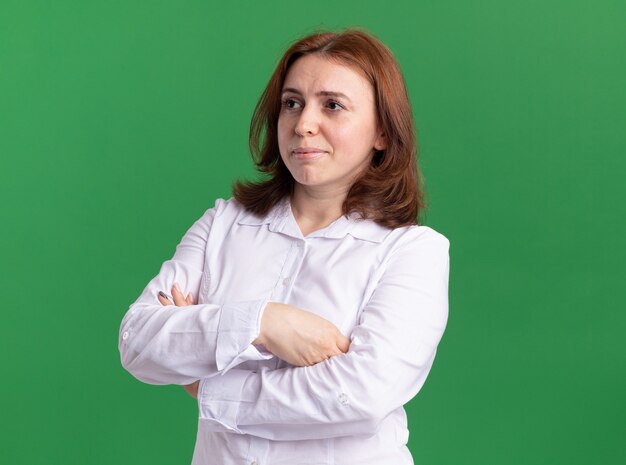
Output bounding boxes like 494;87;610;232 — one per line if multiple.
158;283;200;399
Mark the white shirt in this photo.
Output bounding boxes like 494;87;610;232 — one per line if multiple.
119;196;450;465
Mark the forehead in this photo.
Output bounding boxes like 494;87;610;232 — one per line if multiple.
283;54;373;99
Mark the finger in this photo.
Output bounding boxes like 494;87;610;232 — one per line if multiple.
326;347;342;359
183;380;200;399
336;335;351;353
330;346;343;356
186;292;194;305
171;283;187;306
158;291;173;306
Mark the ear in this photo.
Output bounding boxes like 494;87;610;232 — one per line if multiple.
374;131;387;151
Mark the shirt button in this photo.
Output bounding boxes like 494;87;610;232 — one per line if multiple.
122;331;129;340
338;392;349;405
282;277;290;286
250;460;259;465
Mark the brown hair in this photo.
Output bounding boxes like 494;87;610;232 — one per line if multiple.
233;28;426;228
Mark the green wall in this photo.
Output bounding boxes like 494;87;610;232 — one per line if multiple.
1;1;624;464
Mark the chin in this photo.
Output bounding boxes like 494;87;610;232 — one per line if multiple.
294;178;323;187
290;169;323;186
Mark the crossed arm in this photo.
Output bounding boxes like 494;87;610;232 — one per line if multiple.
153;230;450;441
119;206;449;441
156;282;352;399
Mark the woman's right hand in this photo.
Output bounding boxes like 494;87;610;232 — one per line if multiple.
253;302;351;367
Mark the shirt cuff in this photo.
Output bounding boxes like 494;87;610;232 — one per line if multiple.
215;299;274;373
197;369;251;434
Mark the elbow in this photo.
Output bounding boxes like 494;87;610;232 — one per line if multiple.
119;317;140;380
117;309;196;386
352;415;385;437
119;344;137;379
119;307;138;372
118;329;192;386
119;338;147;383
118;307;156;384
322;390;390;437
119;334;134;373
119;347;167;386
118;322;161;385
119;335;169;386
330;367;421;437
340;400;403;438
358;403;391;436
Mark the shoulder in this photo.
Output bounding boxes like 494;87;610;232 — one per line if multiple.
368;225;450;288
195;196;283;230
348;215;450;257
184;198;239;234
379;223;450;264
196;197;248;221
212;196;245;217
396;224;450;248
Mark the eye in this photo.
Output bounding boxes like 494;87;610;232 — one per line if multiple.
281;98;301;110
325;100;344;111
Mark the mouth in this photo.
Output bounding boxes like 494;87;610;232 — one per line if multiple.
292;147;328;160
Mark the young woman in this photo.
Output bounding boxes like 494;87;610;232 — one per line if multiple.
119;29;450;465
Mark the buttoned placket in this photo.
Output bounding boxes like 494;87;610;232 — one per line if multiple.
246;236;307;465
272;240;306;300
247;436;269;465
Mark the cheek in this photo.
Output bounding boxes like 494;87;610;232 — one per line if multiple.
277;122;291;167
334;122;373;151
277;117;289;151
326;125;370;154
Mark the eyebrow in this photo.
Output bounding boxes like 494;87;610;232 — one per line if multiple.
281;87;352;102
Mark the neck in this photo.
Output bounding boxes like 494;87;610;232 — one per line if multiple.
290;184;347;236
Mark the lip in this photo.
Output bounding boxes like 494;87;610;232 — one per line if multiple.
292;147;328;160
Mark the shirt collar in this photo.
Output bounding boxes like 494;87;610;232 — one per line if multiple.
236;196;392;243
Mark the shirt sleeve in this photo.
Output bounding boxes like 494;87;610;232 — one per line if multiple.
118;202;274;386
196;228;450;440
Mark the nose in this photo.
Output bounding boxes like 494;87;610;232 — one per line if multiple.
295;106;319;136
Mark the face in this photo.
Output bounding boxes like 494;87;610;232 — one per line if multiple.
277;54;386;195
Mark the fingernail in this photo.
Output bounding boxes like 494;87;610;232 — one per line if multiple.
158;291;169;300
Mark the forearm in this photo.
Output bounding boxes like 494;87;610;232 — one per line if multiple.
120;296;272;384
197;338;438;440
